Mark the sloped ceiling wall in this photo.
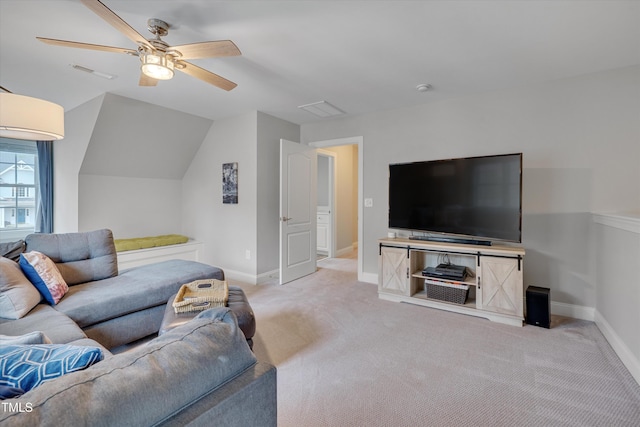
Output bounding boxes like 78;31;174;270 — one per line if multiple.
79;93;213;179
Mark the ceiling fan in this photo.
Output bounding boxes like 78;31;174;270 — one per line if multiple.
37;0;240;90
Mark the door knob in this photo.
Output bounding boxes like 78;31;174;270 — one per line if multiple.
281;216;292;222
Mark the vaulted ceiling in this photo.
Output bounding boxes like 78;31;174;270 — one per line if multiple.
1;1;638;125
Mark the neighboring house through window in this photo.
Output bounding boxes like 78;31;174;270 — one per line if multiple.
0;139;38;242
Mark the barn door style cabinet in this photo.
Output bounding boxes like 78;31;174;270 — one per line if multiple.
378;237;525;326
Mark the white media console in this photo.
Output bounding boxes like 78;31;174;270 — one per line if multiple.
378;237;526;326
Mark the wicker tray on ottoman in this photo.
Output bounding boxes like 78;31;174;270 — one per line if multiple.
161;286;256;349
424;279;469;305
172;279;229;313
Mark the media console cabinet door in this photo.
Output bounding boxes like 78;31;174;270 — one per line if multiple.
479;257;523;317
379;246;409;295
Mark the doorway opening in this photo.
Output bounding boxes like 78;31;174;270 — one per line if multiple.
309;136;363;282
316;150;335;261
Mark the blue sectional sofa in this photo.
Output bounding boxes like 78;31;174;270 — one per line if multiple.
0;229;276;426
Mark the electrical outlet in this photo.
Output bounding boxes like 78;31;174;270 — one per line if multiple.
245;250;251;260
364;198;373;208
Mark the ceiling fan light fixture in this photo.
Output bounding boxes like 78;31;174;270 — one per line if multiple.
140;52;175;80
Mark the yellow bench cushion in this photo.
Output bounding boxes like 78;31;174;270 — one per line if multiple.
114;234;189;252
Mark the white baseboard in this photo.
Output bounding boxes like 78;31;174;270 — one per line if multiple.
360;272;378;284
223;268;279;285
594;310;640;385
257;269;279;284
550;301;595;321
223;268;257;285
336;245;355;257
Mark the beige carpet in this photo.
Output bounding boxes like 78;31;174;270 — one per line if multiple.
231;255;640;427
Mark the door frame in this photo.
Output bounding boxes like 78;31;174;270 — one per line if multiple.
309;136;366;282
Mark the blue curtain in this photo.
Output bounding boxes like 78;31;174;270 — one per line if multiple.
36;141;54;233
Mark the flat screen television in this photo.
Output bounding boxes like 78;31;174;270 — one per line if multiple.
388;153;522;245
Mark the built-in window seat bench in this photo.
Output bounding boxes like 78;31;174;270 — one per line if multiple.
114;234;204;270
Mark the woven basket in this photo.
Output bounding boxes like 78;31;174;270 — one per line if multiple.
172;279;229;313
425;279;469;305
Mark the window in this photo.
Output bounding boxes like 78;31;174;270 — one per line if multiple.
12;187;28;197
0;139;38;241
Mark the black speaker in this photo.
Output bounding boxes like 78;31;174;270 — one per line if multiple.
526;286;550;328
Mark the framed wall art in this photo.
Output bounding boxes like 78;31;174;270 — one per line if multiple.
222;162;238;204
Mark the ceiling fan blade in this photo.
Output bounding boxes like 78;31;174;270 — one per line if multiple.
171;40;241;60
139;72;158;87
177;61;237;91
37;37;138;55
80;0;150;47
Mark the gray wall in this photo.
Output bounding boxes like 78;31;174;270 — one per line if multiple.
79;175;184;238
55;98;300;281
182;112;258;277
256;112;300;276
317;155;329;207
301;65;640;310
76;94;212;238
181;111;299;280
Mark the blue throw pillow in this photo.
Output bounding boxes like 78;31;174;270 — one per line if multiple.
0;344;103;396
0;385;24;400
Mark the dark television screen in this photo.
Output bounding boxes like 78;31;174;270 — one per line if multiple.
388;153;522;243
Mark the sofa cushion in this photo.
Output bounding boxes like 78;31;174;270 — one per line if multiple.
0;344;103;396
54;260;224;328
0;305;87;344
0;308;256;426
19;252;69;305
25;229;118;286
0;240;25;262
0;257;42;319
114;234;189;252
0;331;51;345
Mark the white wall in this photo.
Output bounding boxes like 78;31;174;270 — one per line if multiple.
78;175;183;238
593;214;640;383
301;65;640;310
54;94;104;233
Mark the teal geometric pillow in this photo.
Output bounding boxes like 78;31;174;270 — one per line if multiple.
0;344;103;396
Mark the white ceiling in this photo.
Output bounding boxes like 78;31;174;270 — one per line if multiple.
1;0;639;125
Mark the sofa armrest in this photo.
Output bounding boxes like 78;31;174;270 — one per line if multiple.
0;308;260;427
156;361;277;427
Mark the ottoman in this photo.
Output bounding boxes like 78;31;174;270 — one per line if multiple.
160;285;256;349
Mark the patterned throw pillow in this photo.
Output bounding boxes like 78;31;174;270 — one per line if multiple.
19;251;69;305
0;344;103;397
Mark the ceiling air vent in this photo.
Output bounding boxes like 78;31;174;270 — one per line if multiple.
298;101;345;118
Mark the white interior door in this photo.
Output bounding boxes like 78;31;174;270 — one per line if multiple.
280;139;317;285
